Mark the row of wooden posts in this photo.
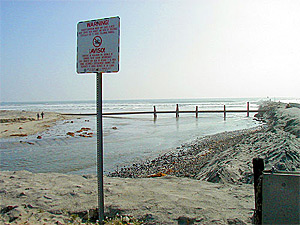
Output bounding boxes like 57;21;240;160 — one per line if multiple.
64;102;262;120
153;102;253;120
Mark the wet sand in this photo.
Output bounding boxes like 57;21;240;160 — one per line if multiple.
0;110;76;139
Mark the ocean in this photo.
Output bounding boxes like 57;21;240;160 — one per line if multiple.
1;97;299;174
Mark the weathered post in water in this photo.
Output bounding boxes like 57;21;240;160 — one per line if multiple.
247;102;250;117
176;104;179;118
77;16;120;223
196;106;198;118
153;106;157;119
223;105;226;120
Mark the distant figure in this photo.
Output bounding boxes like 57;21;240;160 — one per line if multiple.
41;112;44;119
37;113;40;120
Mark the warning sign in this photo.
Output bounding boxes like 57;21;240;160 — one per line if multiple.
77;16;120;73
93;36;102;48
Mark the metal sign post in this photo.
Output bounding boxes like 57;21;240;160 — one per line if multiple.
77;16;120;223
96;72;104;222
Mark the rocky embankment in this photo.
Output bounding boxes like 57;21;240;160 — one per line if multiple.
109;101;300;184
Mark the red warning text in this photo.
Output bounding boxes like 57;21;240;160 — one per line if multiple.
89;48;106;54
87;20;109;27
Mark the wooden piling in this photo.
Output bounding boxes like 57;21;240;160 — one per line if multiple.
153;106;157;119
176;104;179;118
224;105;226;120
196;106;198;118
247;102;250;117
253;158;264;225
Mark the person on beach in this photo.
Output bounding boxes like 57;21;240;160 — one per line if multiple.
41;112;44;119
37;113;40;120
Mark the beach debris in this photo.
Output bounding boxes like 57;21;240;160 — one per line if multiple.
0;205;18;214
227;218;247;224
103;213;142;224
0;206;22;223
43;195;52;199
24;204;35;209
147;172;166;178
0;118;34;123
3;129;8;132
17;192;26;198
67;132;75;137
26;142;34;145
69;191;78;197
18;127;23;129
10;133;28;137
82;175;93;179
74;128;93;137
76;127;91;133
65;120;75;124
165;169;174;174
37;136;42;139
85;119;89;122
112;126;118;130
176;216;196;224
69;209;141;224
140;213;156;223
122;215;130;223
79;134;93;138
68;208;98;222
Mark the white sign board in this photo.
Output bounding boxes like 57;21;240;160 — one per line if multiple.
77;16;120;73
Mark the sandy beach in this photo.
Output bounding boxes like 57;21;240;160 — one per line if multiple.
0;111;75;139
0;171;254;224
1;101;300;224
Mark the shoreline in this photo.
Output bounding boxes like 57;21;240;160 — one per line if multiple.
1;101;300;224
0;110;78;139
109;102;300;183
0;108;259;175
109;126;264;181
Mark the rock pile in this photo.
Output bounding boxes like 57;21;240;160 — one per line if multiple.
108;128;262;182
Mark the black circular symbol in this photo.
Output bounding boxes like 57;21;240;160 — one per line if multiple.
93;36;102;47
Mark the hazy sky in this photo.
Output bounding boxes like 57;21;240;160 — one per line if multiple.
1;0;300;102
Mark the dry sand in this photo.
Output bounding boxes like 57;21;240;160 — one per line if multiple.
1;101;299;224
0;171;254;225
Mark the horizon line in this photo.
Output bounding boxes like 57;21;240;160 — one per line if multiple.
1;96;298;104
